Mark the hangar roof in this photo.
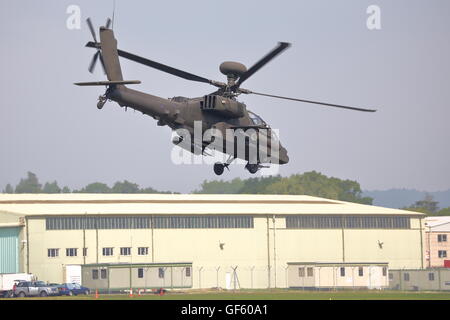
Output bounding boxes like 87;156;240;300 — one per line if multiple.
0;194;422;217
425;216;450;231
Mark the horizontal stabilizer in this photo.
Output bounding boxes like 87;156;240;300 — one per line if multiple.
74;80;141;86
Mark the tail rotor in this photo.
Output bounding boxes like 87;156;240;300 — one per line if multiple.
86;18;112;74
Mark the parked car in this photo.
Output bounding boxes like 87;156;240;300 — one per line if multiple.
0;273;34;298
57;283;90;296
14;281;59;297
48;283;60;287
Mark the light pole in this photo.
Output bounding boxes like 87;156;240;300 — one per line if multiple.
425;223;431;269
317;267;320;290
272;215;277;288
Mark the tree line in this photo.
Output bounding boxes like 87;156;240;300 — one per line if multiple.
193;171;374;205
401;194;450;216
2;172;175;194
193;171;450;215
2;171;449;215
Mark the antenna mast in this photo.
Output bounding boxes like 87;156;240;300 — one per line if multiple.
112;0;116;29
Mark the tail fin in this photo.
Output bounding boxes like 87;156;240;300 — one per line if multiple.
99;27;124;81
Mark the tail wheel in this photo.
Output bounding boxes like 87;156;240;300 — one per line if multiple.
97;100;106;109
40;291;48;297
18;292;26;298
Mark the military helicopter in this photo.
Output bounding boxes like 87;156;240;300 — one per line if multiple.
75;18;376;175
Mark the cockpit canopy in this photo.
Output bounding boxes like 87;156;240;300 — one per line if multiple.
247;111;281;141
248;111;266;126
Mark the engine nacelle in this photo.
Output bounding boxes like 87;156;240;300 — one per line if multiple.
200;95;245;118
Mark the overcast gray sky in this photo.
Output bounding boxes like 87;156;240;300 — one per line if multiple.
0;0;449;193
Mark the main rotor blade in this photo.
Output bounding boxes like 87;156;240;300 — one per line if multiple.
86;18;98;43
88;51;100;73
233;42;291;90
244;90;377;112
116;49;223;87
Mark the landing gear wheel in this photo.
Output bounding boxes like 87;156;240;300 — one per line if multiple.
97;95;107;109
214;163;225;175
245;163;259;174
97;101;105;109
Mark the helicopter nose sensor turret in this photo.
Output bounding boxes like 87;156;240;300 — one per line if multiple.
279;147;289;164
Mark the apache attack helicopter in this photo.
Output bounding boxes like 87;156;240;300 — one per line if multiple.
75;18;376;175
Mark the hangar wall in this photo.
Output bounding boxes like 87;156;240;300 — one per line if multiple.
23;214;424;288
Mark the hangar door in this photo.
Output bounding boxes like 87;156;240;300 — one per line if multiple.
0;227;20;273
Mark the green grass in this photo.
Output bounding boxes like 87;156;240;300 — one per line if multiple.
5;289;450;300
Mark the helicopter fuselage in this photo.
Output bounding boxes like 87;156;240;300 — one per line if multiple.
107;85;289;165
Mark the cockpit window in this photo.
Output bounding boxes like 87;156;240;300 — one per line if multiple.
248;111;265;126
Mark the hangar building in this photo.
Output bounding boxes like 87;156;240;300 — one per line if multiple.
0;194;424;290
